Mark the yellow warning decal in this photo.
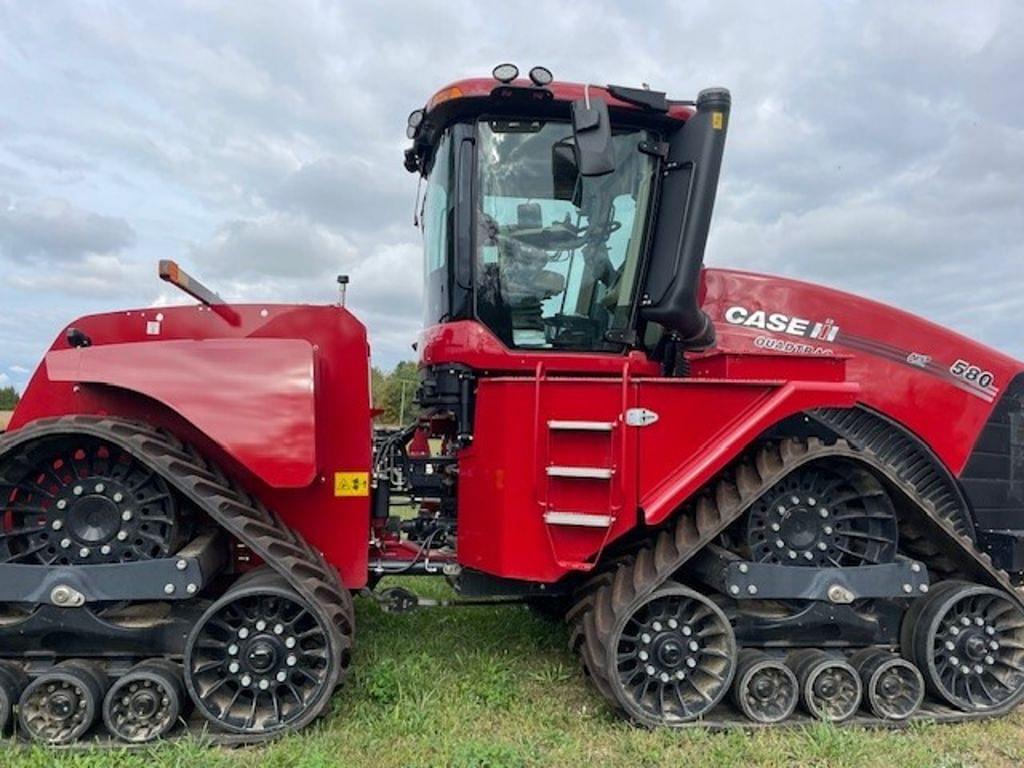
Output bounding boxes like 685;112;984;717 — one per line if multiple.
334;471;370;497
712;112;724;130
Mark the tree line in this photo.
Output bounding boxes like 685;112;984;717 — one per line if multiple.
0;386;19;410
371;361;419;427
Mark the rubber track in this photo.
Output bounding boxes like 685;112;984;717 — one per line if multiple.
0;416;355;697
570;436;1024;726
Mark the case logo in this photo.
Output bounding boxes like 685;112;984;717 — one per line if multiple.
724;306;840;342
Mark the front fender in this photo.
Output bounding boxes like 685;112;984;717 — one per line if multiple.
44;338;316;487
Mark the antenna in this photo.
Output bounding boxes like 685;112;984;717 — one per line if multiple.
337;274;350;307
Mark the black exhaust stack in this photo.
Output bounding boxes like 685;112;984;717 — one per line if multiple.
640;87;731;349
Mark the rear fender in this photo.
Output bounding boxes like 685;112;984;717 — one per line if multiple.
43;339;316;488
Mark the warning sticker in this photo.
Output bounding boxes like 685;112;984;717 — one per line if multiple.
334;471;370;497
712;112;724;130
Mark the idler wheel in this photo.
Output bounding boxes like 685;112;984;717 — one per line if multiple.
103;659;185;743
850;648;924;720
730;649;798;724
18;660;108;744
787;649;862;722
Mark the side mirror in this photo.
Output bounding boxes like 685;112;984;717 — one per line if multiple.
551;142;579;201
571;95;616;177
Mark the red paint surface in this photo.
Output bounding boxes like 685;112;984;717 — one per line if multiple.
46;339;317;487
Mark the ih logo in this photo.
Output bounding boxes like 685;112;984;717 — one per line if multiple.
724;305;840;342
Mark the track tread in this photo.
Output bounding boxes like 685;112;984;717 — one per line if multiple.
569;433;1024;725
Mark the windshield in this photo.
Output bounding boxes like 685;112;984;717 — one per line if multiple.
475;119;655;350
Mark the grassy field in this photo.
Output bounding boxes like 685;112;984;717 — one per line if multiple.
6;577;1024;768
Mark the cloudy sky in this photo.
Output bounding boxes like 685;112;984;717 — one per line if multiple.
1;1;1022;390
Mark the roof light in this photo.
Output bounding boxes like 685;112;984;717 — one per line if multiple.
492;63;519;83
528;66;553;86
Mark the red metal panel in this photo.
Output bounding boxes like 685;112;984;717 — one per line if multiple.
702;268;1024;474
10;303;373;588
46;339;317;488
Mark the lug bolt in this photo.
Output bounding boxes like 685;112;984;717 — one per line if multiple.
100;544;111;555
60;538;71;549
985;626;996;636
274;623;285;635
121;510;133;522
974;664;984;675
660;672;670;683
79;547;90;558
790;496;800;506
227;644;239;656
286;655;297;667
675;670;686;680
164;584;175;595
823;526;833;535
113;492;124;503
777;505;786;515
240;674;252;687
641;633;652;644
56;499;68;510
729;585;740;595
950;626;960;636
238;628;250;639
94;483;105;493
117;531;128;541
256;620;267;631
950;656;960;666
919;584;929;593
176;559;187;571
645;665;656;676
990;640;1000;651
803;551;814;561
975;617;985;627
639;651;649;662
961;665;971;675
945;641;956;651
688;640;700;652
686;658;697;668
186;583;198;595
52;520;63;531
817;542;828;551
902;584;913;594
73;485;83;496
652;621;663;632
770;522;781;532
747;585;758;595
285;637;297;649
911;563;921;573
775;540;785;549
681;626;692;637
808;497;817;506
819;509;830;519
259;679;270;690
667;619;679;629
228;662;240;674
738;563;749;574
276;671;288;683
787;550;797;560
961;617;972;627
985;655;995;665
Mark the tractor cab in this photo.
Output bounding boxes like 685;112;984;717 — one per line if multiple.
405;65;731;366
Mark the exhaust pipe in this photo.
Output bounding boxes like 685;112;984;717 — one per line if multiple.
640;87;731;349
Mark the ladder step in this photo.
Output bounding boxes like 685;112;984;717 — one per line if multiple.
547;420;615;432
546;466;614;479
544;511;614;528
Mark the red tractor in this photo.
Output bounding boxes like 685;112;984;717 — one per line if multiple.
2;63;1023;743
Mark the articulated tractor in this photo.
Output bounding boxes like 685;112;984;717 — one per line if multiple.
2;64;1023;743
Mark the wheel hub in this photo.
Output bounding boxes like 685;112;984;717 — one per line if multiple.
47;690;76;720
129;689;159;719
0;437;183;565
246;638;280;674
752;674;780;701
744;463;898;568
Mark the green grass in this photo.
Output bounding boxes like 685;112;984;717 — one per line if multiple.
7;578;1024;768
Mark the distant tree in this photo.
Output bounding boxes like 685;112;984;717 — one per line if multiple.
0;386;19;410
371;362;420;426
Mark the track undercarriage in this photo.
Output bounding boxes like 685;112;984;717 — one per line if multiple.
565;426;1024;729
1;413;1023;744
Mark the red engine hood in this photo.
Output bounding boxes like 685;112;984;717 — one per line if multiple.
702;268;1023;474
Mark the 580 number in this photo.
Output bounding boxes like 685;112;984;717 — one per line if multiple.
950;359;995;389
